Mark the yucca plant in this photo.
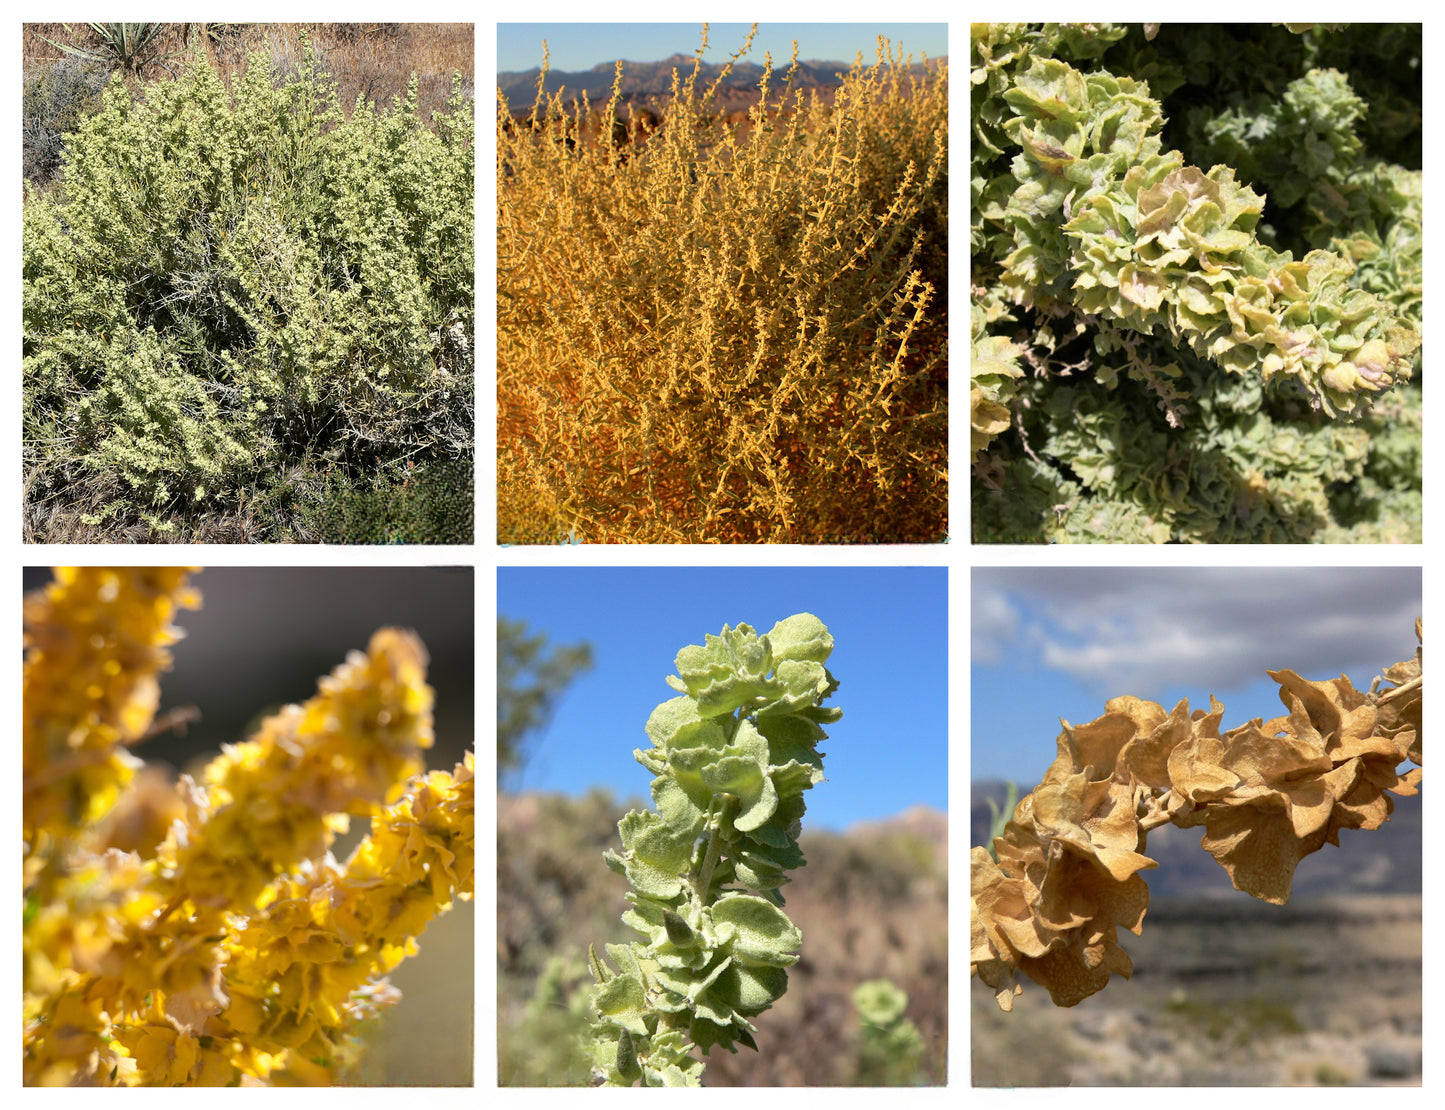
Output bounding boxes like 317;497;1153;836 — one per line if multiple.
40;23;186;78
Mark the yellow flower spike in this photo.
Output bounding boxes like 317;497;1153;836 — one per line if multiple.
24;565;472;1085
23;567;200;844
175;628;436;911
24;988;114;1085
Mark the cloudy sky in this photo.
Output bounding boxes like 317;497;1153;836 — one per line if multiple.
971;566;1422;783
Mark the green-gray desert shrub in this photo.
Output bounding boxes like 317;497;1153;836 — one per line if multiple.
972;23;1421;543
500;955;595;1087
23;34;473;538
22;55;109;187
299;457;474;544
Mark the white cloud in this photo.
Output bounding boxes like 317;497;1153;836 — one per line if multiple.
974;566;1421;697
970;582;1019;665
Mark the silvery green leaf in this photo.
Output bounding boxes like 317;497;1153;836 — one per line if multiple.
616;811;692;898
754;658;832;717
756;710;828;754
689;1016;752;1057
771;760;824;800
711;961;791;1017
712;893;802;967
644;695;721;752
706;756;778;832
764;612;833;664
650;773;708;839
591;972;650;1036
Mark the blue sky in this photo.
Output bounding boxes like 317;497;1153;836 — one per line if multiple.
972;566;1422;785
497;565;947;831
498;23;947;75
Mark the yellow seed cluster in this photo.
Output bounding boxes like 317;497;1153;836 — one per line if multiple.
23;566;200;846
972;621;1422;1011
22;569;474;1086
497;29;947;542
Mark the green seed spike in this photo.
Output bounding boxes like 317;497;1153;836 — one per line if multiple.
587;614;840;1085
615;1028;641;1083
662;909;695;947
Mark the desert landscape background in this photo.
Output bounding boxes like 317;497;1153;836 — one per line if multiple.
498;51;940;125
499;791;947;1086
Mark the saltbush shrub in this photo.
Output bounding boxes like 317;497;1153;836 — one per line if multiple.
22;55;110;187
498;28;947;543
971;23;1421;543
22;34;474;541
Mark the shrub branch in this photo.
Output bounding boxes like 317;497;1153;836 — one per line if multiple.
971;618;1422;1010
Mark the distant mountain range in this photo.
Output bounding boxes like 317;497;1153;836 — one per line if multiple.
497;53;942;114
971;779;1422;897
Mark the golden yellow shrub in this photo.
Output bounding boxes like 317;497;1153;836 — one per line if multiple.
498;26;947;543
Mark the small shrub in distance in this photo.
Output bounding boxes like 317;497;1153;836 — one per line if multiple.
852;979;928;1085
22;55;109;187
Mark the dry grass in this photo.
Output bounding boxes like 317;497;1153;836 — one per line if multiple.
497;32;947;543
22;23;473;127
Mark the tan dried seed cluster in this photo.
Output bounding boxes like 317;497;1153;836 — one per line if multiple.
972;620;1422;1010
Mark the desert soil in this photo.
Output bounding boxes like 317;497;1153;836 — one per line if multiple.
972;894;1421;1087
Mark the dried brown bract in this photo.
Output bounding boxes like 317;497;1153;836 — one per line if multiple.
972;621;1423;1010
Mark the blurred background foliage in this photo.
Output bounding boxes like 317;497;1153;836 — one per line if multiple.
497;791;947;1086
497;617;594;787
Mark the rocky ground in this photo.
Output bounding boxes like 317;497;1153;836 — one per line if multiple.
972;894;1421;1087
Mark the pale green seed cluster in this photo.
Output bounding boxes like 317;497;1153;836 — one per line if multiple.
971;23;1422;543
588;615;840;1086
986;47;1416;416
